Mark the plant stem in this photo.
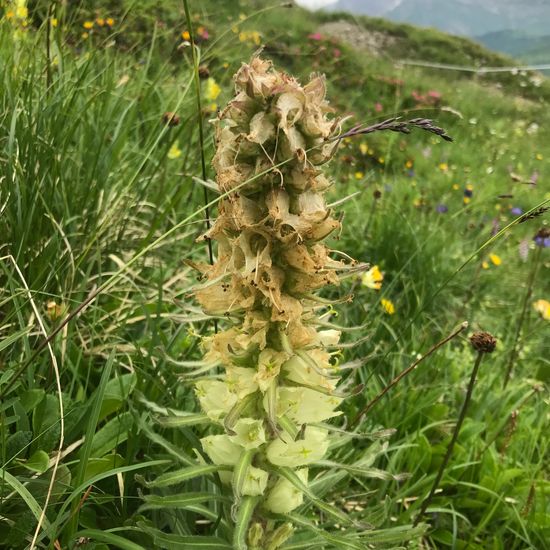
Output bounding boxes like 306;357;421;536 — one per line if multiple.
350;321;468;429
182;0;217;333
46;2;54;90
503;246;541;388
414;350;485;526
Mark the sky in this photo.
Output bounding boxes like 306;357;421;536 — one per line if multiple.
294;0;337;9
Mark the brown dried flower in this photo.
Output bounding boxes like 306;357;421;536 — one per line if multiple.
470;331;497;354
162;111;180;127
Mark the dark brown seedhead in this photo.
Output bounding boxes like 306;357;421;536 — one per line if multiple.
470;331;497;354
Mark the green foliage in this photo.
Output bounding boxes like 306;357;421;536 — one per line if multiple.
0;0;548;548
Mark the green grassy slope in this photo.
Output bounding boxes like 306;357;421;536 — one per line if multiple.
0;1;548;548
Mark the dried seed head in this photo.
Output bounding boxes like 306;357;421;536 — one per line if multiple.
470;331;497;354
373;189;382;200
198;64;210;79
162;111;180;127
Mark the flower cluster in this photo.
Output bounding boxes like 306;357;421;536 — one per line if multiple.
3;0;28;38
191;57;351;542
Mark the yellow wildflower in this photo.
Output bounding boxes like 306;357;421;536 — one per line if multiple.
533;299;550;320
439;162;448;172
96;17;105;26
535;153;543;161
51;17;58;27
359;143;368;154
463;196;471;204
6;10;15;19
182;30;190;40
82;32;89;39
378;157;385;164
482;261;489;269
168;141;182;159
452;184;459;190
16;6;28;19
405;160;413;168
106;17;114;26
354;171;364;180
381;298;395;315
361;265;383;290
489;253;501;266
239;30;261;45
83;20;94;29
205;77;221;102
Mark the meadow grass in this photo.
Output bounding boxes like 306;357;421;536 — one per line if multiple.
0;1;548;548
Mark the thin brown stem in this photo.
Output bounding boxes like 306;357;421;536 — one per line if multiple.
350;321;468;429
414;351;485;526
182;0;217;333
46;2;54;90
503;246;541;388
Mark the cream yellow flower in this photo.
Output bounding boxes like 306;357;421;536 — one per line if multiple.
266;427;329;467
201;434;242;465
241;465;269;496
361;265;383;290
264;469;308;513
229;418;266;450
533;299;550;320
195;380;237;422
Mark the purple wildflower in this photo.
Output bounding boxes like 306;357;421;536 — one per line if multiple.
510;207;523;216
436;204;448;213
533;228;550;248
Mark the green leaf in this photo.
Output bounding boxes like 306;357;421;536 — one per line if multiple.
98;372;137;421
137;523;232;549
49;460;170;539
0;467;53;537
139;492;230;512
232;448;254;501
275;466;355;527
233;495;259;550
82;454;126;481
75;529;146;550
69;352;115;538
19;449;49;473
19;389;45;413
137;417;195;465
0;327;30;353
155;412;210;427
90;411;133;458
137;463;227;488
288;514;364;550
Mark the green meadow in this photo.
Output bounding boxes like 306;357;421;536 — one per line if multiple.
0;1;548;548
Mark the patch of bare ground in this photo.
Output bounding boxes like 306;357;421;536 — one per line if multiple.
317;20;396;56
